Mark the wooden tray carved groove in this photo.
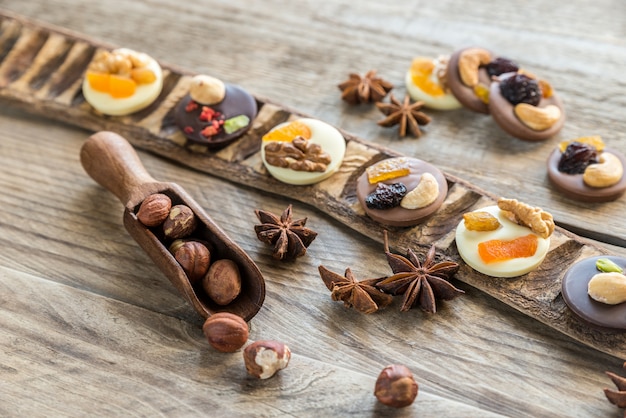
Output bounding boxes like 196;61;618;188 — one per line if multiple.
1;10;624;359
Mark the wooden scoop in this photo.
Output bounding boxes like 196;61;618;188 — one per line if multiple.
80;131;265;322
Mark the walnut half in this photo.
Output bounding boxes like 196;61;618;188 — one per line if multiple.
497;198;555;239
264;136;331;172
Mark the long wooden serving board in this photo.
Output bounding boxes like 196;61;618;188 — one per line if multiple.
1;10;624;359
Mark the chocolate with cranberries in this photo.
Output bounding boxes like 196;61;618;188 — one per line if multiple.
175;75;257;149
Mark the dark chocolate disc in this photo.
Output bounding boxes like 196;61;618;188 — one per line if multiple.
547;147;626;202
489;72;565;141
356;158;447;227
562;256;626;330
446;47;493;114
174;83;257;149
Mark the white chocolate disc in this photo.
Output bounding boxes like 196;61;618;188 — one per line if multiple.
261;118;346;185
455;205;550;278
82;48;163;116
405;58;461;110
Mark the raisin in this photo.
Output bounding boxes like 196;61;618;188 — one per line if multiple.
365;183;407;210
499;73;542;106
557;142;599;174
463;211;501;231
485;57;519;77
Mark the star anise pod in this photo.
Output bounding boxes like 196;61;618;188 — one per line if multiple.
338;70;393;105
318;265;393;314
254;205;317;260
376;94;432;138
605;362;626;415
376;232;463;313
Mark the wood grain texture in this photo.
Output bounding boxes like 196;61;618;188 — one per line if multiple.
1;1;626;417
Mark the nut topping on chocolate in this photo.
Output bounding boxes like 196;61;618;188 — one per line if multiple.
376;94;431;138
318;266;392;314
338;69;393;105
497;198;554;239
254;205;317;260
264;136;331;172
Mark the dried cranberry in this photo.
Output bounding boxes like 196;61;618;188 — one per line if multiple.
485;57;519;77
499;73;542;106
365;183;407;210
557;142;599;174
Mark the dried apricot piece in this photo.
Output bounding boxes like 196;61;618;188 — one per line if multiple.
473;83;490;104
558;135;605;153
538;79;553;98
262;120;312;142
86;71;110;93
463;211;501;231
409;58;445;97
478;234;538;264
366;157;411;184
108;74;136;98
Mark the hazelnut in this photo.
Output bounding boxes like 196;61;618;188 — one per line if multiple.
163;204;197;239
136;193;171;227
202;312;249;353
202;259;242;305
243;340;291;379
374;364;418;408
170;240;211;284
189;74;225;105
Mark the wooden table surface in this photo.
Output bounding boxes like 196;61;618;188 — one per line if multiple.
2;1;626;416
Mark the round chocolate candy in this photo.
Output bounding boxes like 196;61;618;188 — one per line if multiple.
489;72;565;141
561;256;626;330
547;147;626;202
174;83;257;149
446;47;493;114
356;157;447;227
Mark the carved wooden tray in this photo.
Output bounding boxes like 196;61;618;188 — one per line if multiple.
1;10;624;359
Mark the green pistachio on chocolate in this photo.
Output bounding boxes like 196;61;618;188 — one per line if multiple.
596;258;623;273
224;115;250;134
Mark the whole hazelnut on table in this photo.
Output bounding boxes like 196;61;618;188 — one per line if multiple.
374;364;419;408
202;312;249;353
243;340;291;379
163;204;197;239
169;239;211;284
189;74;226;105
202;258;242;305
136;193;171;227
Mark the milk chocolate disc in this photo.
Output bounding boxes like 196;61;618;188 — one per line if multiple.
561;256;626;330
547;147;626;202
175;84;257;149
446;47;492;114
356;158;447;227
489;72;565;141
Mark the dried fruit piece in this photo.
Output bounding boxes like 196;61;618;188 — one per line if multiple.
558;135;604;154
485;57;519;77
499;73;542;106
366;157;411;184
478;234;539;264
597;258;624;274
108;74;137;98
538;79;554;98
463;211;501;231
86;71;110;92
262;120;312;142
558;142;599;174
409;58;445;97
365;183;408;210
473;83;490;104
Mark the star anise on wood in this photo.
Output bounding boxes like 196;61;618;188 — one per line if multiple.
254;205;317;260
376;94;432;138
605;362;626;415
318;265;393;314
338;70;393;105
376;232;463;313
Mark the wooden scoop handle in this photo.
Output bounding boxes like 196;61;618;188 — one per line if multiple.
80;131;158;205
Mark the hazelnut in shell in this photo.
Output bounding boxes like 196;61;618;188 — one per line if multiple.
189;74;226;105
163;204;197;239
170;240;211;284
202;312;249;352
202;258;242;305
374;364;419;408
243;340;291;379
136;193;171;227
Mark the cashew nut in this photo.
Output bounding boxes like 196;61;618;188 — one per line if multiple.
400;172;439;209
189;74;226;105
583;152;623;188
588;272;626;305
513;103;561;131
458;48;491;87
